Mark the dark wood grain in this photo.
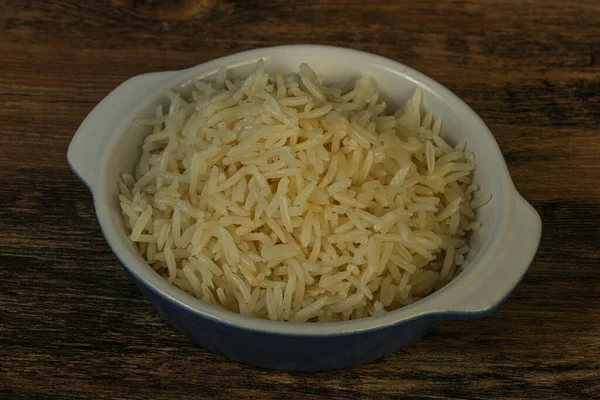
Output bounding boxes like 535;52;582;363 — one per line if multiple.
1;0;599;399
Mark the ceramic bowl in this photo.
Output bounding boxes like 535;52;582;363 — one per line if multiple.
67;45;542;371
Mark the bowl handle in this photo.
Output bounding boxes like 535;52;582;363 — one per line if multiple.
448;193;542;316
67;71;177;191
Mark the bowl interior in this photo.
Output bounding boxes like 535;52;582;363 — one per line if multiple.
96;46;510;333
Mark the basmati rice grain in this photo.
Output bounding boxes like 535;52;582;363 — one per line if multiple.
119;62;488;322
471;194;492;209
425;140;435;174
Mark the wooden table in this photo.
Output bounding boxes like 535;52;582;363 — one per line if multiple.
2;1;599;398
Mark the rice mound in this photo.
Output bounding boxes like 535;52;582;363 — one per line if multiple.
118;61;490;322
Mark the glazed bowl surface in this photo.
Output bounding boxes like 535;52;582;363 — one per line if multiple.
67;45;542;371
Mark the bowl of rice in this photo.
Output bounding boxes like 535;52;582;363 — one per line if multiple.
67;45;541;371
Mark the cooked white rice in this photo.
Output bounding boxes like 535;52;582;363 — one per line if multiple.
118;61;490;322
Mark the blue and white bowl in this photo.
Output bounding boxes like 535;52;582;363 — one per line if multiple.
67;45;542;371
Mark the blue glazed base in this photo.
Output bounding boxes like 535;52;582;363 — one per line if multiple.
130;272;435;371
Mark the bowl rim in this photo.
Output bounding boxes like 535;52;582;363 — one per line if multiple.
74;44;532;336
